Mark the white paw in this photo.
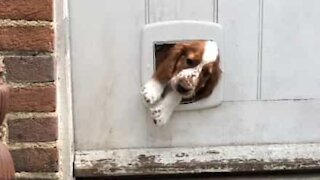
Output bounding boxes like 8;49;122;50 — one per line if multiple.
141;79;163;106
150;104;172;127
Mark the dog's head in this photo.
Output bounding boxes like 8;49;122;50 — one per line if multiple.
154;40;221;102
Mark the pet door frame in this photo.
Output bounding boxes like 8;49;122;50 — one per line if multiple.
141;21;224;111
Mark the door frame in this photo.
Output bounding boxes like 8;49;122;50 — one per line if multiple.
55;0;75;179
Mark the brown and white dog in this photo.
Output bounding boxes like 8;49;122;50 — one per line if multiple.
141;40;222;126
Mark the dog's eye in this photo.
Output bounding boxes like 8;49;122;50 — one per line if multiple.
186;58;196;66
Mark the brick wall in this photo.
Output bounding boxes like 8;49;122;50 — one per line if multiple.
0;0;59;179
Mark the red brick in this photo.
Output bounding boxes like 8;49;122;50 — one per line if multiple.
4;56;54;83
8;116;57;142
10;148;58;172
0;26;53;52
0;0;53;21
9;85;56;112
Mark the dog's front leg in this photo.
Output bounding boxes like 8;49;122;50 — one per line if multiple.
150;90;182;126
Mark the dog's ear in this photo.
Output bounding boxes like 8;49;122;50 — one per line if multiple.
153;43;185;84
194;56;222;101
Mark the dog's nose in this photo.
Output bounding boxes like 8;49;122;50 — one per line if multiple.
176;83;192;94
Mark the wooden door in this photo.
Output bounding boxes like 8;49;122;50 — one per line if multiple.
70;0;320;172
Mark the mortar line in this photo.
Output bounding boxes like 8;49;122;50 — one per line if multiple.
8;141;57;149
7;112;56;119
15;172;59;179
0;19;52;27
8;82;55;87
0;52;53;56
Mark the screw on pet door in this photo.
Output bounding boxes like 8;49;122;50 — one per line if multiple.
141;21;224;112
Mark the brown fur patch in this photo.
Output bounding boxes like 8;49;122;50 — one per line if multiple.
154;41;205;83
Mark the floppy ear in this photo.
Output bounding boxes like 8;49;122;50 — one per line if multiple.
194;56;222;101
153;44;184;84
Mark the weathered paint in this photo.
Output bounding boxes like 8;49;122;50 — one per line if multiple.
74;143;320;177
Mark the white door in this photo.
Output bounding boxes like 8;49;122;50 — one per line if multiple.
70;0;320;152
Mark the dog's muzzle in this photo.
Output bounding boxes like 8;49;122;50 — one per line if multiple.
170;67;201;98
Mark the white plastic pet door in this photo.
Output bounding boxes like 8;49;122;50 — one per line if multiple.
141;20;224;111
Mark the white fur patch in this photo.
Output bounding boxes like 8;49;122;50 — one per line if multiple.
141;79;164;106
202;41;218;63
177;67;201;78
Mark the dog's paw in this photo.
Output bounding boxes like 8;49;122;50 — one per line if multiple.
150;105;172;127
141;87;161;105
141;80;163;106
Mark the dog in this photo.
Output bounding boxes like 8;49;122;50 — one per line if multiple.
141;40;222;126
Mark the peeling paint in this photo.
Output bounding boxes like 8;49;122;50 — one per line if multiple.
74;143;320;177
206;150;220;154
175;152;189;158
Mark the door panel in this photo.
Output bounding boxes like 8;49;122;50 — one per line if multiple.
71;0;147;150
149;100;320;147
218;0;260;101
261;0;320;99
